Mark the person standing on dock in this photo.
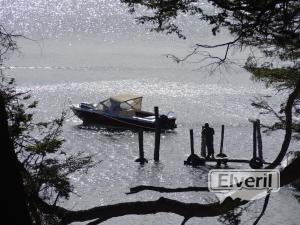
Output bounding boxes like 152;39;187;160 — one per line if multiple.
202;123;215;159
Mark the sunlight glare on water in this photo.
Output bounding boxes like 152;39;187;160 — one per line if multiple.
1;0;299;224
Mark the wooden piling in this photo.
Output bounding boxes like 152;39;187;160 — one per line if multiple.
135;130;148;164
154;106;160;161
220;125;224;153
250;121;263;169
184;128;205;166
139;130;144;159
253;121;257;158
190;129;194;155
217;125;227;158
256;119;263;160
250;120;263;168
200;126;206;157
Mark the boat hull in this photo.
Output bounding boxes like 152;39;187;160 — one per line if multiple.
71;107;176;131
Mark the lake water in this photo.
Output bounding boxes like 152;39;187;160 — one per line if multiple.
1;1;299;224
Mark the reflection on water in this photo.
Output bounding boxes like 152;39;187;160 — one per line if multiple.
2;0;300;224
10;61;300;225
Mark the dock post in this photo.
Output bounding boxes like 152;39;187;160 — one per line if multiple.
217;125;227;158
154;106;161;162
190;129;194;155
200;126;206;158
250;121;263;169
256;119;264;161
253;121;257;158
184;129;205;166
135;130;148;164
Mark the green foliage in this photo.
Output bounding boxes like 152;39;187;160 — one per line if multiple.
122;0;204;39
122;0;300;60
122;0;300;76
245;57;300;90
0;75;96;224
218;208;243;225
122;0;300;138
244;55;300;138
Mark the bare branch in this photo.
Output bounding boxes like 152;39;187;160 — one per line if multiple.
126;185;209;195
49;196;247;224
195;35;242;49
253;193;271;225
181;216;191;225
32;157;300;224
165;34;243;73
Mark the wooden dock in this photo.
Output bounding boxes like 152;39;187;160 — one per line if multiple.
134;107;268;169
205;158;270;164
184;156;270;167
184;121;268;168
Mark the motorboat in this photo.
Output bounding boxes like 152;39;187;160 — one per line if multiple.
70;94;177;130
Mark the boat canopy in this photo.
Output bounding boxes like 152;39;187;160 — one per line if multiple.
110;94;141;103
98;94;143;113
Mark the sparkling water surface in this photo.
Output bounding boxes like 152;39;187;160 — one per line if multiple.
1;1;299;224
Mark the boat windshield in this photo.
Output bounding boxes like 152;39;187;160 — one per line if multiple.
96;94;142;114
98;99;111;111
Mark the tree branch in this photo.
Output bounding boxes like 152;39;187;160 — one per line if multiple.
126;185;209;195
253;193;271;225
166;34;242;67
195;34;242;49
60;197;246;224
181;216;191;225
32;157;300;224
266;78;300;168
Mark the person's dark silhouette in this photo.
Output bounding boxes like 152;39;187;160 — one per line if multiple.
202;123;215;158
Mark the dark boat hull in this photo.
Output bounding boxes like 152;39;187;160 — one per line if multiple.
71;107;176;131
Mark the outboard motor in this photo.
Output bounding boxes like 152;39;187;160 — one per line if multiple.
159;111;177;129
167;111;176;119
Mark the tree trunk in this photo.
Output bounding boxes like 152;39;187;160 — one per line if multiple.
0;94;32;225
267;78;300;168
